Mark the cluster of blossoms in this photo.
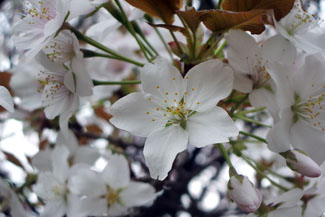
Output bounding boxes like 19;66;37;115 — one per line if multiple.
0;0;325;216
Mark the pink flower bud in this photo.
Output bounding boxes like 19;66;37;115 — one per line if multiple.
228;175;262;212
282;149;322;178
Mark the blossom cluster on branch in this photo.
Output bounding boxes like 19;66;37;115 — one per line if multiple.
0;0;325;216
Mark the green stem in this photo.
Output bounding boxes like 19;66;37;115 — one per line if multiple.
217;143;235;171
196;33;216;60
93;80;141;86
234;114;272;128
135;22;159;56
242;155;289;191
239;107;266;115
244;155;289;180
214;40;227;56
114;0;153;61
229;94;249;116
217;0;223;9
239;131;267;144
154;27;174;61
81;49;144;67
169;30;184;55
69;26;145;67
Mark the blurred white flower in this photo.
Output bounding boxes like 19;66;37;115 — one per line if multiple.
110;57;238;180
12;0;71;57
33;146;84;217
269;0;325;62
225;30;280;121
10;59;43;111
69;154;157;216
32;130;100;171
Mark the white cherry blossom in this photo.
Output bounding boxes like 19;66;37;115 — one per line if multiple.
32;130;99;171
33;146;84;217
267;53;325;164
269;0;325;61
37;49;93;137
12;0;71;57
69;154;157;216
110;57;238;180
225;30;280;121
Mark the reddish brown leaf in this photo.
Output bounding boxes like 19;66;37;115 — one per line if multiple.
39;139;49;151
86;124;103;135
148;23;190;38
222;0;295;20
3;151;26;170
200;9;267;34
177;7;202;33
94;107;113;123
125;0;183;24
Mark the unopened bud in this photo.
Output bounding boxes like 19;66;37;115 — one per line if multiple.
228;175;262;212
281;149;321;178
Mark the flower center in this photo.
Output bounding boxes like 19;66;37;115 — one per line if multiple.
291;84;325;132
164;99;196;129
106;187;120;206
285;2;317;35
23;1;56;24
247;56;270;90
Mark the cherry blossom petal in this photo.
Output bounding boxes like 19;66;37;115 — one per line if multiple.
41;199;67;217
69;0;95;19
266;109;293;153
140;57;186;104
225;30;260;75
102;154;130;189
291;120;325;165
185;60;233;112
71;57;93;97
266;188;303;207
187;106;238;148
68;168;106;198
0;86;14;112
144;125;188;180
120;182;156;207
107;203;128;216
249;88;280;122
262;35;297;64
268;207;302;217
73;147;100;166
44;0;70;36
51;146;70;182
110;93;166;137
233;73;253;93
78;197;108;216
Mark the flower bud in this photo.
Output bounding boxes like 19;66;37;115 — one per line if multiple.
228;175;262;212
281;149;321;178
